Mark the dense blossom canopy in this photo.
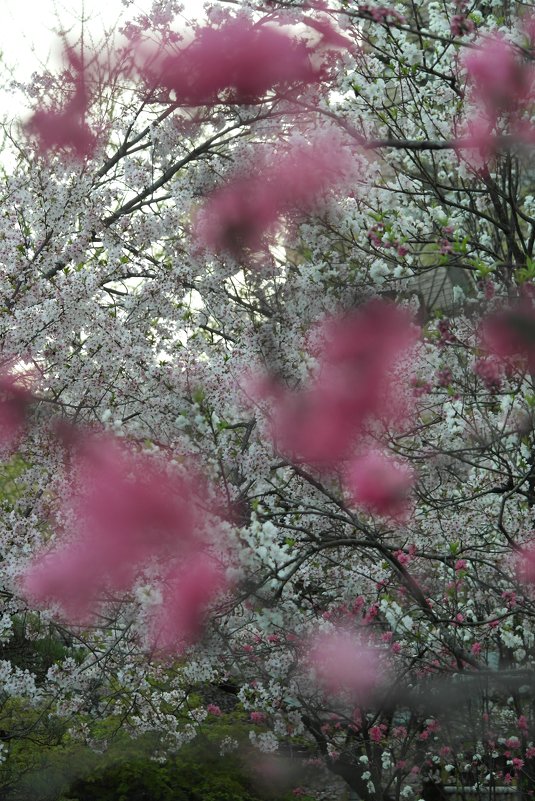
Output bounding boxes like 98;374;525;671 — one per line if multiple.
1;1;535;799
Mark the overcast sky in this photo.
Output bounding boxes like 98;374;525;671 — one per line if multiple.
1;0;204;120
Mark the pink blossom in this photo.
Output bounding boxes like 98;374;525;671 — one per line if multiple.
250;711;266;724
518;542;535;585
450;13;475;37
394;549;410;565
437;319;454;346
0;370;34;454
195;134;352;255
471;642;482;656
305;630;380;698
265;301;418;466
351;707;363;731
362;603;379;625
150;552;228;653
455;113;498;168
358;4;405;24
346;450;414;520
207;704;222;716
463;35;532;116
26;107;95;160
370;724;386;742
481;303;535;374
473;356;503;392
25;48;96;159
502;591;517;608
457;34;535;162
140;19;319;105
518;715;528;733
455;559;467;571
436;369;452;390
506;736;521;749
22;433;209;622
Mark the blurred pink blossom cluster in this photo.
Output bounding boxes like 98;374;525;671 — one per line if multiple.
25;48;96;159
22;433;229;652
450;0;476;37
0;368;35;454
518;542;535;586
194;133;354;255
140;19;318;105
256;301;418;520
457;31;535;164
304;629;380;698
357;5;405;24
479;300;535;375
25;16;344;160
347;450;414;522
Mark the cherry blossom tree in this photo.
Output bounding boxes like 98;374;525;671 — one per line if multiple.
1;1;535;799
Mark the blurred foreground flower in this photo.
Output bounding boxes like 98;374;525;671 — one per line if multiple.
149;553;229;654
25;48;96;159
346;450;414;521
305;630;380;698
26;16;348;159
517;542;535;585
456;33;535;164
195;133;354;255
141;19;318;105
21;433;224;646
480;301;535;374
259;301;418;466
0;369;34;454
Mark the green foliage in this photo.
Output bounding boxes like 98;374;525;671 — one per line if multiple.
0;455;28;508
1;708;305;801
515;256;535;284
0;615;72;680
58;739;288;801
